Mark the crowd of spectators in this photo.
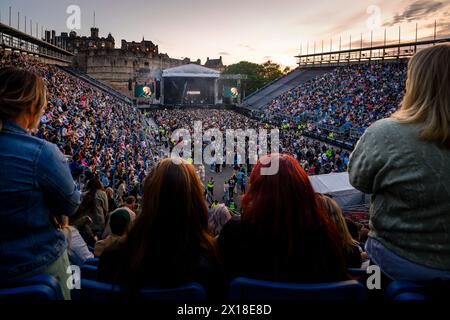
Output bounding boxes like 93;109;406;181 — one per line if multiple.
257;62;407;145
150;108;351;175
0;53;157;202
2;46;449;301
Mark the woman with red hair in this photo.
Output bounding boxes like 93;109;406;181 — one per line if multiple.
218;154;348;282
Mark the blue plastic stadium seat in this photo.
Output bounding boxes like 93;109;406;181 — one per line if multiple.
83;257;100;266
347;267;367;275
0;274;63;301
71;279;120;301
140;282;206;301
385;280;426;300
80;264;98;281
395;292;426;301
71;279;206;301
229;277;368;301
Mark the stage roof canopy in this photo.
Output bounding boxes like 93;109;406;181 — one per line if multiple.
162;64;220;78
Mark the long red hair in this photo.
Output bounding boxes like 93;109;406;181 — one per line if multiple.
241;154;348;282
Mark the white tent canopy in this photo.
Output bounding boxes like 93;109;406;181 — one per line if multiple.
309;172;367;209
162;64;220;78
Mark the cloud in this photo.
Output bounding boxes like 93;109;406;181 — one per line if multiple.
384;0;446;26
438;22;450;35
218;51;230;55
263;56;272;60
238;43;256;51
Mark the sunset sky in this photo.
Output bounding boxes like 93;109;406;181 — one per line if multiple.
1;0;449;68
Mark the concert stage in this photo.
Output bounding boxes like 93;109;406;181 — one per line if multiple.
161;64;220;106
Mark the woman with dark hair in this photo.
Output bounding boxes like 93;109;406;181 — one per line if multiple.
0;67;80;299
219;153;348;283
77;176;108;238
98;158;223;299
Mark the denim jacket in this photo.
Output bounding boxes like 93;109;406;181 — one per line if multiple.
0;120;81;281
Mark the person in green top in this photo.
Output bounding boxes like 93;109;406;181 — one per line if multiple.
349;44;450;281
206;177;214;196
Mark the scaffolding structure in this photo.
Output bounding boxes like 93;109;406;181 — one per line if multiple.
0;22;73;64
296;37;450;67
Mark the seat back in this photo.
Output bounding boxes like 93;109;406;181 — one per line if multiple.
83;257;100;266
230;277;368;301
385;281;426;300
71;279;206;301
140;283;206;301
80;264;98;281
0;274;63;301
71;279;121;301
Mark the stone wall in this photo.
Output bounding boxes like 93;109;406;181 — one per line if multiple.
72;49;189;95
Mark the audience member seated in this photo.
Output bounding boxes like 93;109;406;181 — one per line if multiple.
349;44;450;282
76;176;108;238
94;209;131;257
60;216;94;265
98;158;224;300
261;61;406;145
218;154;349;283
316;194;363;268
70;215;97;248
101;198;137;239
0;67;81;300
208;204;233;238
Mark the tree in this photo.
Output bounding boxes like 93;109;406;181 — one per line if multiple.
283;66;291;74
261;60;283;83
222;61;265;96
223;60;287;96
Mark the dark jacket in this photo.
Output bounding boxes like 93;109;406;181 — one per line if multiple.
218;216;349;283
98;241;225;301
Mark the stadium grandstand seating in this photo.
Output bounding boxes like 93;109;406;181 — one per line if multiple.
58;66;133;105
1;52;156;196
242;67;333;110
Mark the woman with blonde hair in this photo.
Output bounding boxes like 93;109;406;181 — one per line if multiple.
60;216;94;265
315;194;362;268
105;187;117;213
348;44;450;282
208;204;232;238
